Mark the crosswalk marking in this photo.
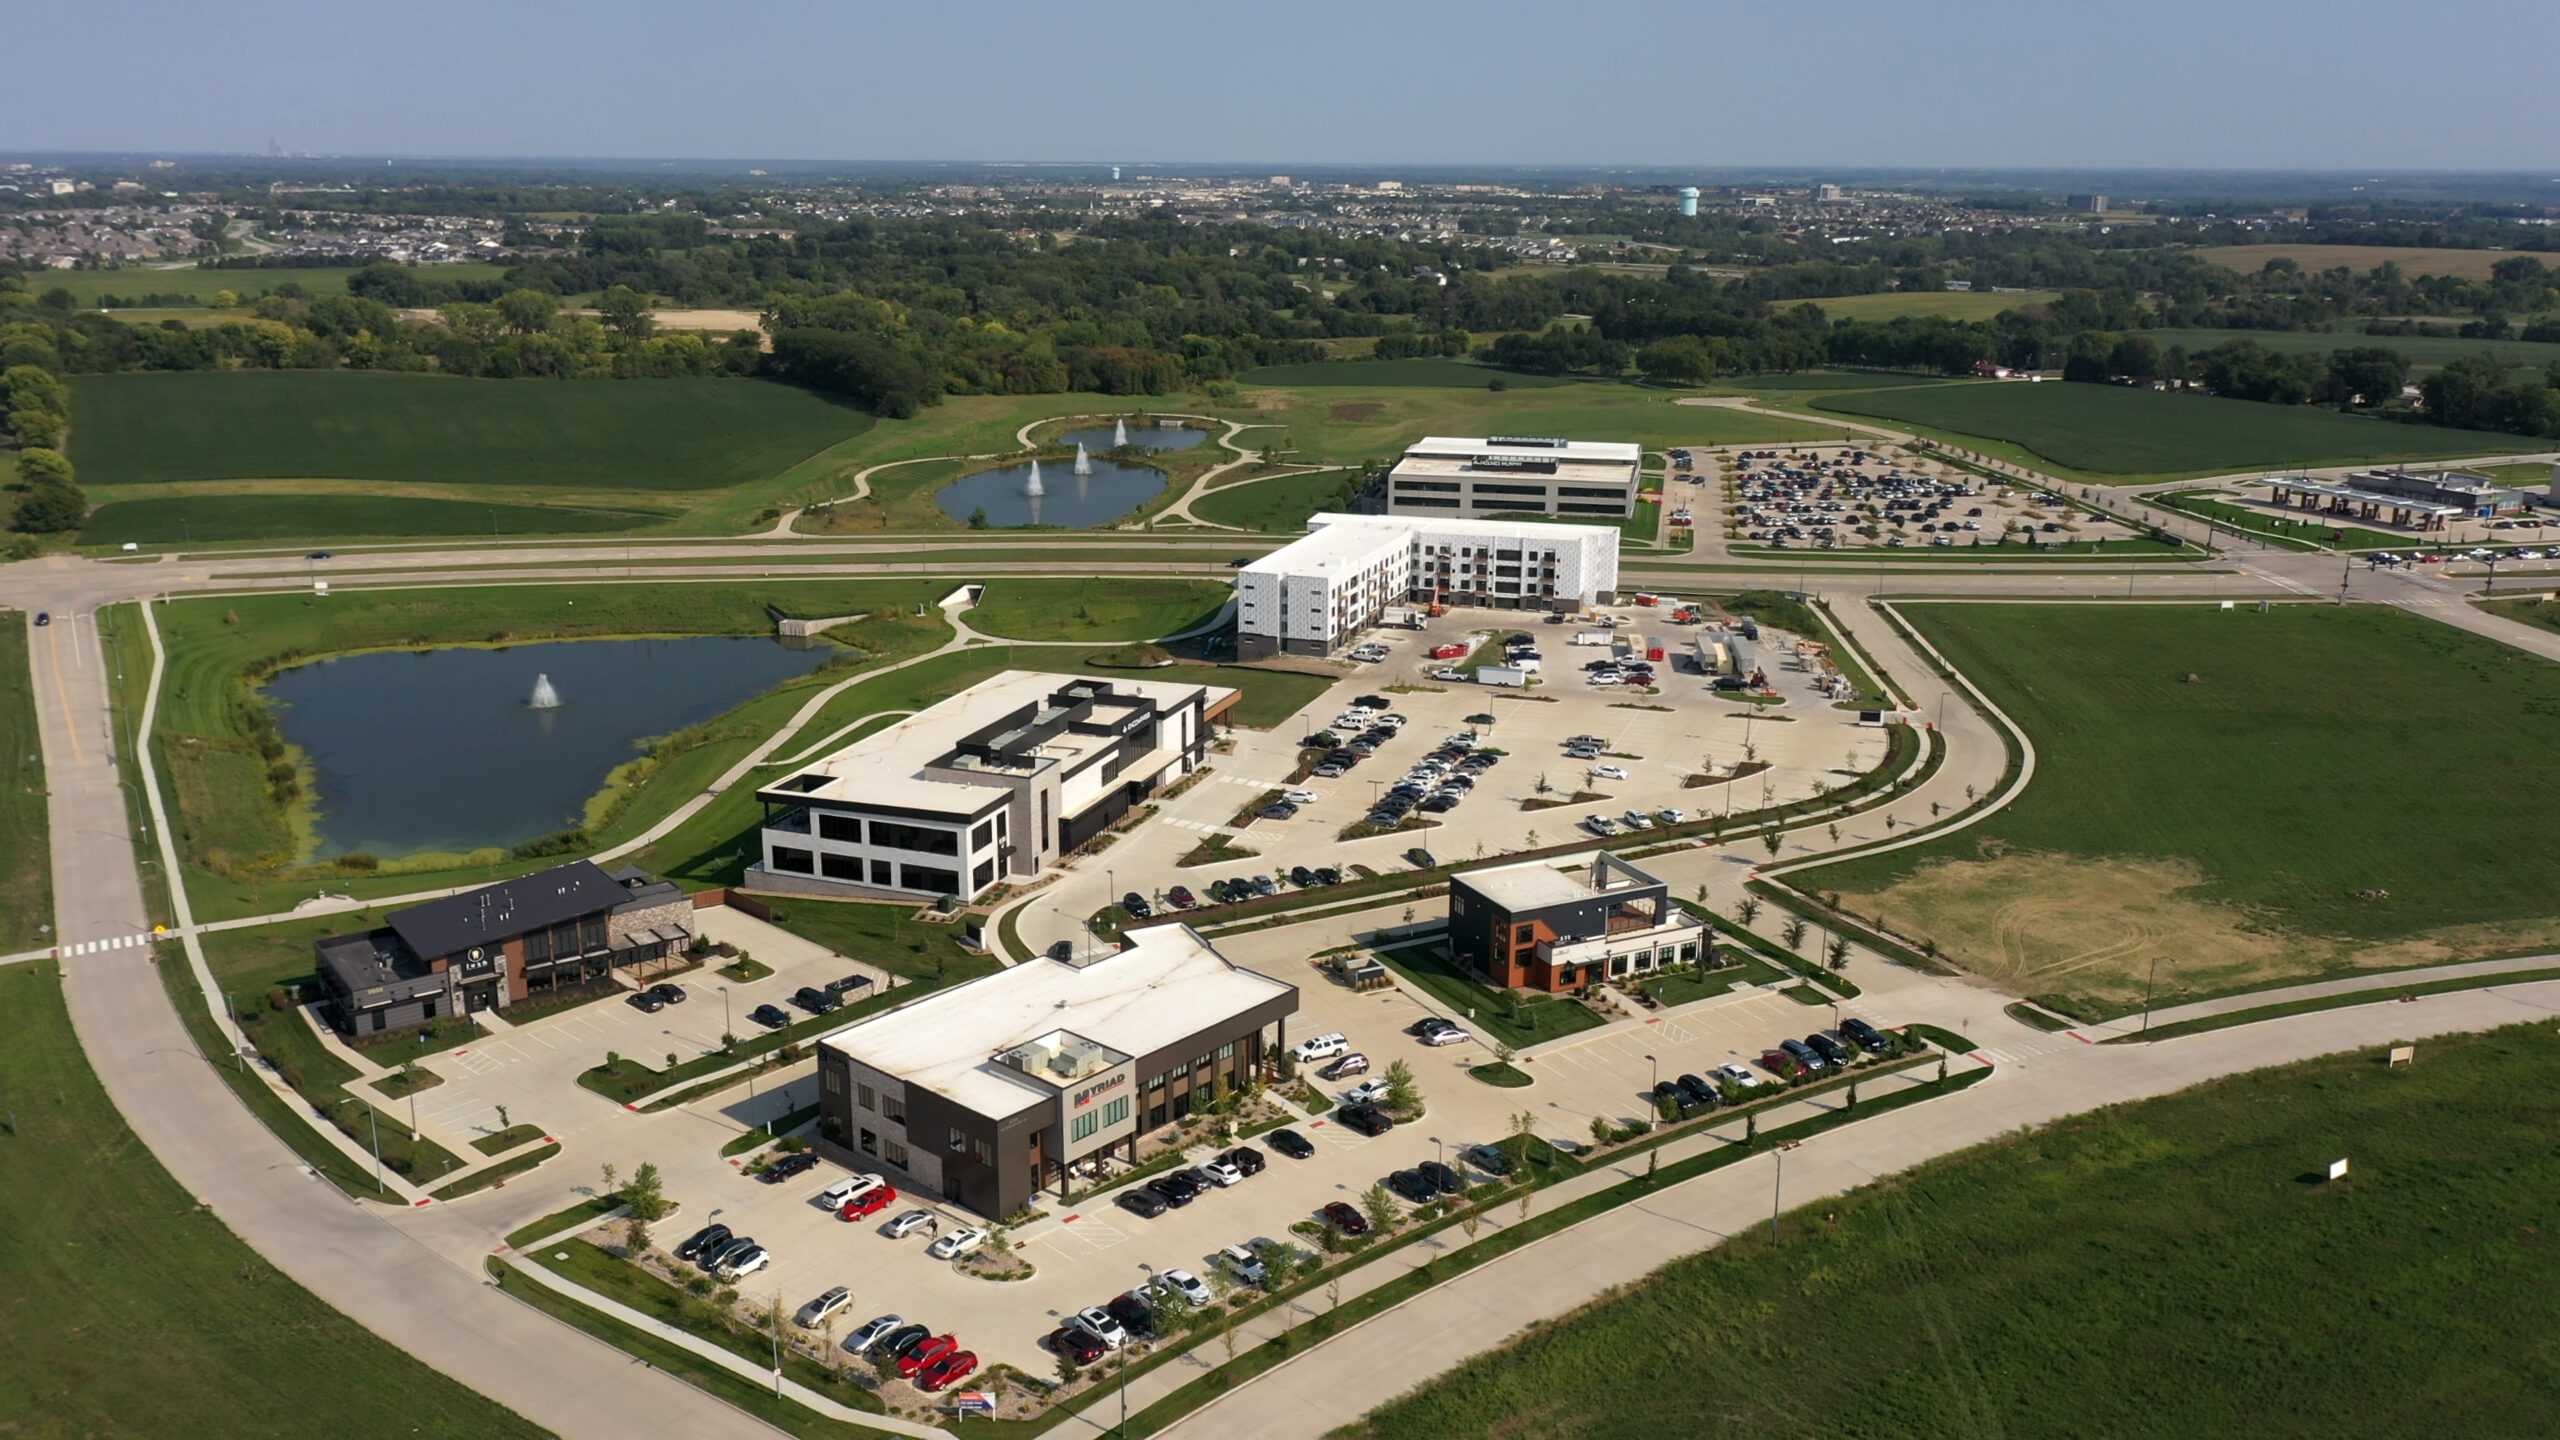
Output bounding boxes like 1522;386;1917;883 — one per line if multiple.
63;933;154;956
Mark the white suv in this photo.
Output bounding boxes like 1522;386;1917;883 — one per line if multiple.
1290;1032;1349;1063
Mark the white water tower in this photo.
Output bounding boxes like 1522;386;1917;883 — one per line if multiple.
1678;186;1699;217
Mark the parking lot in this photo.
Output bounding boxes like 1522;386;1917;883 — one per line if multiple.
1726;444;2148;552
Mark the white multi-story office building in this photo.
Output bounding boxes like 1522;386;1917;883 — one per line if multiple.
1235;513;1619;658
749;671;1235;903
1386;435;1644;519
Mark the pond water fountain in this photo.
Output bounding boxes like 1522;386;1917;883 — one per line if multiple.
1113;418;1128;446
1073;442;1093;476
528;673;561;709
1024;458;1046;497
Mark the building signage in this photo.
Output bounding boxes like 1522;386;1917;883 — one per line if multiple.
1071;1072;1127;1108
1470;456;1558;473
458;946;497;978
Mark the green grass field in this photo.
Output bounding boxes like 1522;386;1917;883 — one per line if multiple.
0;621;51;950
1706;370;1961;393
1227;383;1834;467
0;962;548;1437
964;577;1229;642
81;494;672;545
1811;381;2522;479
1190;468;1364;532
1238;357;1573;388
68;372;873;491
1355;1022;2560;1440
1799;603;2560;1013
32;263;511;307
1806;289;2061;322
2137;327;2560;376
2153;490;2409;552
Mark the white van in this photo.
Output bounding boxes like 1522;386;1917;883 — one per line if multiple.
817;1173;885;1210
1289;1032;1349;1064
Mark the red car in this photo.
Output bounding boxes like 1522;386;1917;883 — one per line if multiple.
1759;1048;1804;1080
917;1349;978;1393
896;1334;957;1379
840;1185;898;1221
1321;1201;1370;1236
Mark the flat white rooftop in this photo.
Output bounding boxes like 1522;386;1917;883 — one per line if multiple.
821;923;1294;1119
1459;860;1618;912
1402;435;1644;464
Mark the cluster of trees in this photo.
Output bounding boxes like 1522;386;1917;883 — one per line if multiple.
2421;356;2560;437
4;366;81;533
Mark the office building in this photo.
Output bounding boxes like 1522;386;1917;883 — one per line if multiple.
313;862;694;1034
814;923;1298;1218
1446;852;1707;993
1386;435;1642;520
748;672;1234;904
1235;513;1620;658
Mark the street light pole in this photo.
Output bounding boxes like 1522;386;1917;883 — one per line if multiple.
1645;1053;1657;1091
2141;956;2175;1035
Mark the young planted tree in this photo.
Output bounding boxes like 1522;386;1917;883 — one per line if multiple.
621;1160;670;1254
1736;896;1761;927
1781;918;1808;952
1381;1058;1420;1118
1826;935;1851;971
1761;828;1783;860
1361;1182;1403;1235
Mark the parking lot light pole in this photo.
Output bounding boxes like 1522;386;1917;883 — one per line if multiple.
2142;956;2176;1036
1645;1054;1657;1091
718;984;732;1042
335;1097;383;1193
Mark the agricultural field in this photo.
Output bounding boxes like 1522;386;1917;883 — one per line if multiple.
0;962;548;1439
2137;328;2560;378
0;621;51;950
1229;381;1834;467
81;493;670;546
1357;1022;2560;1440
67;371;873;491
1237;357;1572;388
1190;468;1364;532
1804;289;2061;322
1704;370;1962;393
1812;380;2520;478
29;262;510;307
1798;603;2560;1016
2194;243;2549;282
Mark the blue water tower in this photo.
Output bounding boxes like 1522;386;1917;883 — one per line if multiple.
1678;186;1699;217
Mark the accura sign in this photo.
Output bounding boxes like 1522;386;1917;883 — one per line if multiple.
2327;1158;2350;1181
2388;1045;2414;1068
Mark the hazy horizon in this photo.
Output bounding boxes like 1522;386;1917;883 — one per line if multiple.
8;0;2556;172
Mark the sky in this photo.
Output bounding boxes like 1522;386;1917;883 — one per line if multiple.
9;0;2558;171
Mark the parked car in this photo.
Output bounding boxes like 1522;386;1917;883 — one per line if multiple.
717;1243;771;1280
839;1186;897;1221
798;1286;855;1328
879;1323;933;1360
1337;1104;1393;1136
1322;1200;1371;1235
1165;885;1198;909
1779;1037;1829;1071
1202;1157;1245;1188
1418;1160;1462;1194
1386;1169;1438;1204
1759;1048;1804;1080
1715;1062;1763;1090
1590;764;1629;781
628;990;667;1014
818;1174;885;1209
1218;1243;1267;1287
1656;808;1686;826
1839;1017;1890;1054
844;1313;903;1354
1290;1032;1350;1064
1319;1053;1371;1081
1106;1292;1155;1339
1148;1174;1203;1207
705;1236;759;1273
1405;848;1437;868
896;1334;958;1379
1227;1145;1266;1177
1419;1025;1471;1047
885;1209;937;1239
1122;892;1154;920
917;1351;978;1393
1268;1128;1316;1160
928;1225;988;1259
675;1223;732;1263
1070;1306;1129;1350
1258;802;1297;821
1408;1016;1456;1038
1677;1073;1720;1109
1462;1143;1515;1176
1314;866;1342;886
1148;1269;1214;1309
761;1152;820;1183
1807;1032;1853;1066
1049;1326;1107;1366
1342;1079;1390;1106
648;982;687;1005
792;986;840;1015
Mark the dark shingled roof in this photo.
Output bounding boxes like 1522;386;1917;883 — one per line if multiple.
386;859;623;961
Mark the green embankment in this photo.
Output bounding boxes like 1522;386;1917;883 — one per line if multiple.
0;962;548;1437
0;620;52;949
82;494;671;546
1357;1023;2560;1440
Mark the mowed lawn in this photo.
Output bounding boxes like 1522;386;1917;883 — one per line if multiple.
1813;380;2520;476
0;621;52;949
1226;382;1832;466
68;371;874;490
0;963;548;1438
963;577;1231;642
1191;468;1364;532
1355;1022;2560;1440
81;493;670;545
1800;604;2560;1002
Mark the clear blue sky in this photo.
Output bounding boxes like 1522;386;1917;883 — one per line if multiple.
12;0;2557;170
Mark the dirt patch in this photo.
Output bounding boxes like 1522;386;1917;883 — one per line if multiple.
1327;402;1385;422
1838;850;2560;1014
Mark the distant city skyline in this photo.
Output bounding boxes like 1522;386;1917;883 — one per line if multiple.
7;0;2557;172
